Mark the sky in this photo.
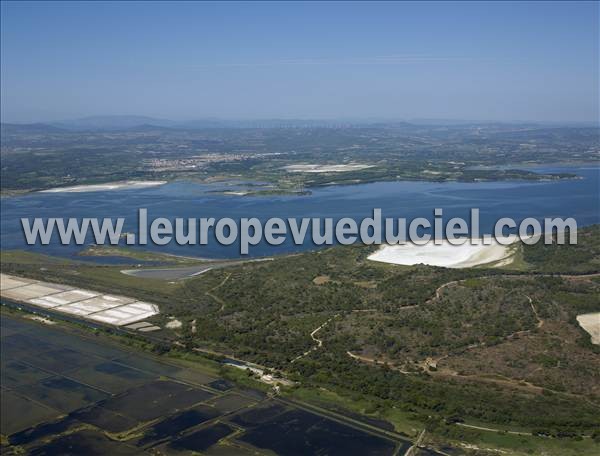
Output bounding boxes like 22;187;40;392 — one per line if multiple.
1;1;598;123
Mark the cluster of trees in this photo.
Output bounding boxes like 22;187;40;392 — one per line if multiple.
293;348;600;435
524;226;600;273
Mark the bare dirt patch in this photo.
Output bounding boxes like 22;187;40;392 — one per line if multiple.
312;275;331;285
576;312;600;345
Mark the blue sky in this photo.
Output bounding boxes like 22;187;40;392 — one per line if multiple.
1;1;598;122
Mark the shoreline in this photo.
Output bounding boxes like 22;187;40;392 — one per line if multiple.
284;163;374;173
2;161;595;197
39;180;167;193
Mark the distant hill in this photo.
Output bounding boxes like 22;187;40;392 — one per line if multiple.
126;123;178;132
0;123;67;134
51;115;178;131
5;116;590;134
48;115;419;131
2;117;418;134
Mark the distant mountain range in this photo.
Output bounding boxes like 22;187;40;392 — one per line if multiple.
53;115;178;130
1;115;597;134
2;116;412;132
48;115;403;130
0;122;68;134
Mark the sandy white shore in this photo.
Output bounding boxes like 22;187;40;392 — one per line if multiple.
368;236;519;269
284;163;373;173
40;180;167;193
576;313;600;345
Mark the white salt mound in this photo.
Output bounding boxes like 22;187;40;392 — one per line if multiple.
368;237;518;269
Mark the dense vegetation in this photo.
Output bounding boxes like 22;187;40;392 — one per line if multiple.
524;227;600;273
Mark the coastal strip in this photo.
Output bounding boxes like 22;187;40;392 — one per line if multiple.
40;180;167;193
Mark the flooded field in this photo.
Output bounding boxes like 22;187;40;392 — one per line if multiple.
1;313;412;454
232;403;404;456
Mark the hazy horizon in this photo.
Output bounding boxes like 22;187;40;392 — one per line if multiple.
1;1;598;123
3;114;599;127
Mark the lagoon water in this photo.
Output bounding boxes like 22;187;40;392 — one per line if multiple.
1;165;598;261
